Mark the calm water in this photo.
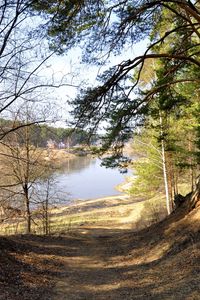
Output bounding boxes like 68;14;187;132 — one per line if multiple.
53;156;130;201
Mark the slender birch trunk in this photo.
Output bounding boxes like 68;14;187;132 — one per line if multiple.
160;114;171;215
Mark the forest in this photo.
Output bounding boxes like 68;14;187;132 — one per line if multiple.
32;0;200;213
0;118;93;147
0;1;200;299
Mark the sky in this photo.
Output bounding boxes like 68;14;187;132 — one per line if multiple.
44;38;148;128
1;8;148;129
1;1;155;134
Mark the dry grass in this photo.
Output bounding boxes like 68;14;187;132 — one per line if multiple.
0;194;167;235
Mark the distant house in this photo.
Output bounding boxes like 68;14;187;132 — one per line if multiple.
58;142;66;149
47;139;56;149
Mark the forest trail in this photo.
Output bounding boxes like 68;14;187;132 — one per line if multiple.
52;227;127;300
50;213;200;300
1;203;200;300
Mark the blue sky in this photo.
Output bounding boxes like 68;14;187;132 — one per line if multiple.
43;39;148;128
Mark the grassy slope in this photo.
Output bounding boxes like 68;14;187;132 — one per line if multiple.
0;193;167;235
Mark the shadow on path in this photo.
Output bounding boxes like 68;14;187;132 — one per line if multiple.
40;225;200;300
1;212;200;300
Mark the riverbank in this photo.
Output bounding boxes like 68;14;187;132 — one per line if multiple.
43;148;76;165
0;192;167;235
49;192;167;233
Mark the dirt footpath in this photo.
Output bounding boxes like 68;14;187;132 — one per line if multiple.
52;228;126;300
51;218;200;300
1;206;200;300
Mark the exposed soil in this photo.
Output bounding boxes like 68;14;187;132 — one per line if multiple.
0;200;200;300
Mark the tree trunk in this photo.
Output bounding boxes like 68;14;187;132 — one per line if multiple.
189;176;200;210
161;138;171;215
24;184;31;234
43;198;49;235
160;115;171;215
43;178;50;235
26;200;31;234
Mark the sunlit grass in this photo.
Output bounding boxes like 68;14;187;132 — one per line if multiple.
0;192;169;235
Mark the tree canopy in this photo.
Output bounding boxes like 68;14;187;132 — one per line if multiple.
32;1;200;172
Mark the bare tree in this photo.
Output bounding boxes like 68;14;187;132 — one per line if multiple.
0;103;55;233
0;0;77;138
0;0;80;232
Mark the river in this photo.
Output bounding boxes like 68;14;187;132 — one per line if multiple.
52;156;131;202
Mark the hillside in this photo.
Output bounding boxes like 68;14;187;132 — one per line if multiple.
0;195;200;300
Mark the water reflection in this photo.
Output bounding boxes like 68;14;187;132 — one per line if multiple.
53;156;129;201
56;156;96;175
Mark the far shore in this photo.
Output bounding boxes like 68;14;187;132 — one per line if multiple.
43;148;76;163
